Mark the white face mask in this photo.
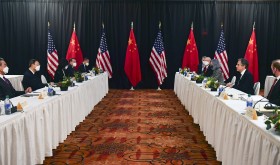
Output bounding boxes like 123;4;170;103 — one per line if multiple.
35;65;40;71
3;67;9;74
85;63;89;66
203;61;209;66
72;62;77;67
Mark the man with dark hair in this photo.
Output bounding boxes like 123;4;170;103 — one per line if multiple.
267;59;280;105
65;58;76;77
0;58;32;100
226;58;254;94
78;57;90;73
201;57;213;77
22;59;48;91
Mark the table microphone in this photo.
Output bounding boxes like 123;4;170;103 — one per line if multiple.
253;97;267;109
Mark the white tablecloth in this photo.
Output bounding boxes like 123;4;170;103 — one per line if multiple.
174;73;280;165
5;75;24;91
264;75;275;97
0;73;109;165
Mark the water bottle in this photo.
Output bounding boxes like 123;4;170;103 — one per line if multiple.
218;85;224;96
202;78;207;88
4;95;11;115
184;70;187;76
179;68;182;74
47;85;54;96
246;94;253;107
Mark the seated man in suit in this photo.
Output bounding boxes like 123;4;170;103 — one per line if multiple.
201;57;213;77
197;56;206;74
54;58;69;83
267;59;280;105
226;58;254;95
78;57;90;73
22;59;48;91
0;58;32;100
65;58;76;77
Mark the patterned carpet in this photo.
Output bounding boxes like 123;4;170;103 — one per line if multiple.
43;89;221;165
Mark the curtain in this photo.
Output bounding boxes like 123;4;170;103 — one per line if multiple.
0;0;279;88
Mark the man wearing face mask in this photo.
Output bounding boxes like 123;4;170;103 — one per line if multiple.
201;57;213;77
0;58;32;100
22;59;48;91
78;57;90;73
267;59;280;105
197;56;206;74
65;58;76;77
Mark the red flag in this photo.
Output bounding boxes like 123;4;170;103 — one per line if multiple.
182;24;199;72
66;25;83;70
244;26;259;82
124;24;141;87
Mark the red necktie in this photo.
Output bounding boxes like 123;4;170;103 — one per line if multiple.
267;78;278;99
203;66;207;73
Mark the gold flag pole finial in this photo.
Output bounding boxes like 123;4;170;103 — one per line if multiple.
73;22;76;31
131;22;133;29
159;21;161;29
48;21;50;27
191;22;193;29
253;21;255;29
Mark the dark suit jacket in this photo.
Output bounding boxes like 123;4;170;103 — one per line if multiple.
65;65;75;77
267;79;280;105
197;63;203;74
54;68;66;83
202;66;213;77
22;70;47;91
0;78;24;100
233;70;254;95
78;64;90;73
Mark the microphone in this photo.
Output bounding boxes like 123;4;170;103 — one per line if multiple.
253;97;268;109
8;99;18;113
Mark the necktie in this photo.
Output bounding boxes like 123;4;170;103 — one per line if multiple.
3;76;12;87
203;66;207;73
267;78;278;99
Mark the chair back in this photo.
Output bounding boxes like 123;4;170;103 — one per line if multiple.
41;75;47;84
254;82;260;95
231;76;236;85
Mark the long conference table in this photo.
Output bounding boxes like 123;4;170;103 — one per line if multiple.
174;73;280;165
0;73;108;165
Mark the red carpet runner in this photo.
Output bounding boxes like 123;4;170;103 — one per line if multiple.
43;89;221;164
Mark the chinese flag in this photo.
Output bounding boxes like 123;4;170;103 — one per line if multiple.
66;26;83;70
244;27;259;82
124;25;141;87
182;25;199;72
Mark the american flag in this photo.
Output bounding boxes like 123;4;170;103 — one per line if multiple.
149;30;167;85
47;29;59;79
214;29;229;80
96;28;112;78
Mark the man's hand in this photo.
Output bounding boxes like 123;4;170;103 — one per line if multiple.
226;83;233;88
25;87;32;93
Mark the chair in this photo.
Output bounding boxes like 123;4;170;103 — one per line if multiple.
231;76;236;85
253;82;260;95
41;75;47;84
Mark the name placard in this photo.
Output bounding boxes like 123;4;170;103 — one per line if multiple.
245;107;258;120
17;101;27;111
219;91;229;100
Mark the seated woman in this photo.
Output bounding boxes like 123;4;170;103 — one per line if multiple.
210;59;224;84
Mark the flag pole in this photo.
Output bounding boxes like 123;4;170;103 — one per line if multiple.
130;86;134;90
191;21;193;29
129;21;135;91
48;21;50;28
221;22;223;28
102;22;104;29
73;22;76;31
157;86;162;91
131;21;133;29
253;21;255;30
